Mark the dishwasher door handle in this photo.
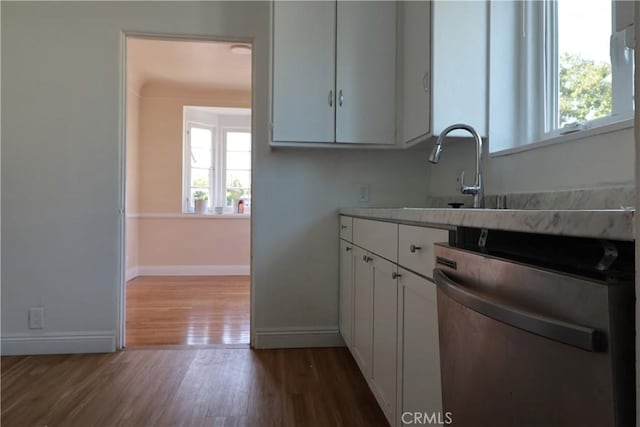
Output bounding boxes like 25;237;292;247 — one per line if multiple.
433;269;606;352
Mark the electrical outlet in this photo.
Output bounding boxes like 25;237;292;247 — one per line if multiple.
29;307;44;329
358;184;370;203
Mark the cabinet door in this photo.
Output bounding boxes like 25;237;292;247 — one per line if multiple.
272;1;336;142
371;255;398;424
352;246;373;376
396;268;442;426
336;1;396;144
397;0;431;145
339;239;355;348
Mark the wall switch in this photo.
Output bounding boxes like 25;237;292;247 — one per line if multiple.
358;184;370;203
29;307;45;329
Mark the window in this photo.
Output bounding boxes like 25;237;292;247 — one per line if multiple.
224;131;251;208
182;107;251;214
542;0;634;136
186;123;215;210
490;0;635;152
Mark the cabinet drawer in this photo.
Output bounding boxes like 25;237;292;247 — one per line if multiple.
398;225;449;279
340;216;353;241
353;218;398;262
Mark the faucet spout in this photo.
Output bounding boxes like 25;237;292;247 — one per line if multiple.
428;143;442;163
429;123;484;208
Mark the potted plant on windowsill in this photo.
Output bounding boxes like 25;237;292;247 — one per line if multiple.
193;191;208;214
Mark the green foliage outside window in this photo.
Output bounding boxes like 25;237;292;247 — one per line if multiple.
559;53;612;126
226;177;250;206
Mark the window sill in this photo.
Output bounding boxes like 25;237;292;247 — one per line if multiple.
490;118;634;157
127;213;251;219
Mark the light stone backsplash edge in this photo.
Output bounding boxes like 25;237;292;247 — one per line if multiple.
424;185;635;210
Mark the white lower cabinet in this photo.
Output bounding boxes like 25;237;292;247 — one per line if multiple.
352;246;373;376
339;239;355;348
396;268;442;426
371;255;398;424
340;216;446;427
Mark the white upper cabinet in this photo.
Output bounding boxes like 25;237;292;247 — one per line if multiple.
432;0;488;137
397;0;431;145
271;1;397;146
335;1;397;145
272;1;336;143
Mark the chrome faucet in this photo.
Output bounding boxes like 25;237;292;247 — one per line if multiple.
428;123;484;208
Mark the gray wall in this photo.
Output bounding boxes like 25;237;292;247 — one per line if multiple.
428;126;635;198
1;1;430;351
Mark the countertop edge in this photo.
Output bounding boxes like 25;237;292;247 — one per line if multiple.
339;208;635;241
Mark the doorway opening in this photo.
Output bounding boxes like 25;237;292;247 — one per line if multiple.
123;36;252;347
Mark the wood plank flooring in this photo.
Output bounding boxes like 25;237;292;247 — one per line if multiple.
126;276;250;346
1;347;388;427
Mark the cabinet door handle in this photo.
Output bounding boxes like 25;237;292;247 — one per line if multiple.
392;272;401;279
339;89;344;107
409;244;422;253
341;224;347;229
362;255;372;263
423;72;429;93
329;90;333;107
345;247;352;252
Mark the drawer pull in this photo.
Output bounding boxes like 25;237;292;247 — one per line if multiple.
409;244;422;253
363;255;373;263
341;224;348;229
392;272;401;279
345;247;352;252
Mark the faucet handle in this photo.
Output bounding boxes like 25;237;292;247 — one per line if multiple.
459;170;479;195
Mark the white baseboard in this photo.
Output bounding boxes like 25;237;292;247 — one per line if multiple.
1;332;116;356
126;267;139;281
253;327;344;349
129;265;250;278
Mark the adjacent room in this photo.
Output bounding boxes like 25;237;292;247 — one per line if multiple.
124;38;252;346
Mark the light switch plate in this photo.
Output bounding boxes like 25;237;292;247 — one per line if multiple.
29;307;45;329
358;184;370;203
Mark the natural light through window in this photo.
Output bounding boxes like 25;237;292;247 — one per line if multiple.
182;106;251;214
557;0;612;128
189;126;214;209
225;131;251;208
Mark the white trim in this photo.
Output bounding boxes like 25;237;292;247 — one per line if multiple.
121;31;255;350
222;126;252;209
184;120;217;212
127;213;250;220
491;118;634;157
253;327;344;349
118;31;128;350
1;332;116;356
188;106;251;116
136;265;250;276
126;267;139;282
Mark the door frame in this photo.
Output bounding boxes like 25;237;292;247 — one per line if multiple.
117;31;255;349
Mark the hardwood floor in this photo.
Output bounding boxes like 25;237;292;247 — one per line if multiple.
1;347;388;427
126;276;250;346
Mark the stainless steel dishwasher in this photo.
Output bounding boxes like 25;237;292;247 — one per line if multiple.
433;229;635;427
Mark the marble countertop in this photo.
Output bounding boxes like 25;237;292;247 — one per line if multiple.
339;207;635;241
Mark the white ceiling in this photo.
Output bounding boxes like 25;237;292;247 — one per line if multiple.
127;38;252;93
